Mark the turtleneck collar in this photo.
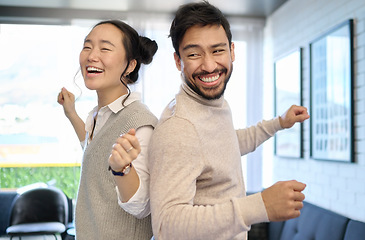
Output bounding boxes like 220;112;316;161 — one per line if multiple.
180;81;225;108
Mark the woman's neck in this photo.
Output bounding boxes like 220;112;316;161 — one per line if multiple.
96;86;128;109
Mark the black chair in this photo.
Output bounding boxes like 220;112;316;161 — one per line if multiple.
6;186;69;240
0;191;19;236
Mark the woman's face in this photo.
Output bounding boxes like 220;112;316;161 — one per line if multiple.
79;23;130;92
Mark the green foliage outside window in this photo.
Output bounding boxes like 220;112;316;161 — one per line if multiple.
0;167;80;200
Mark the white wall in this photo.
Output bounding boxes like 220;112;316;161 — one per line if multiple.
263;0;365;222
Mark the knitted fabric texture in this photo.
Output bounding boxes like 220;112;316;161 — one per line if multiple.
75;101;157;240
149;83;282;240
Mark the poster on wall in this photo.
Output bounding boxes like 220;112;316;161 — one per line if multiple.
310;19;354;162
274;48;302;158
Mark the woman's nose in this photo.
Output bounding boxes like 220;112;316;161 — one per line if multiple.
87;49;99;62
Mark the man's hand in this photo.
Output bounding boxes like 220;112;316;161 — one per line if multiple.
261;180;306;222
279;105;310;129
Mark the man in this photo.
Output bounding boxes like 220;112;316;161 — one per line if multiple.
148;1;310;239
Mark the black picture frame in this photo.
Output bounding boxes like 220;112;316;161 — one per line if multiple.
274;48;303;158
310;19;354;162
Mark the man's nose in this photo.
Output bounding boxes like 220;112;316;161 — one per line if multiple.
201;54;217;73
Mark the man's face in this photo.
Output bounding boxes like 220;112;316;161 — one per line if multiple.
174;25;235;100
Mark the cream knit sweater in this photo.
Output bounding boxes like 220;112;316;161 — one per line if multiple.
149;83;282;240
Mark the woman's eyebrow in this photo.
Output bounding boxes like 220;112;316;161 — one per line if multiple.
100;40;116;47
83;39;116;47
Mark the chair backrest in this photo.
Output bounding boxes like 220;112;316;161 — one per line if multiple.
9;187;69;227
0;191;19;235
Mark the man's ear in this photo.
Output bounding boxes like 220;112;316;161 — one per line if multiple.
230;42;235;62
174;52;182;71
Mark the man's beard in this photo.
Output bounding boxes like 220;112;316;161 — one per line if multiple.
184;64;233;100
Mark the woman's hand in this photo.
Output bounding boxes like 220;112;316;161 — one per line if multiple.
57;87;77;119
109;129;141;172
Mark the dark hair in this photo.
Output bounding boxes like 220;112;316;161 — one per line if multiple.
94;20;158;84
169;1;232;58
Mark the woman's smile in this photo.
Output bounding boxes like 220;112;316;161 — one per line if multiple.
85;65;104;77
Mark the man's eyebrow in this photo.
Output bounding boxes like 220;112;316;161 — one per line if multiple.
182;44;200;51
182;42;227;51
211;43;227;48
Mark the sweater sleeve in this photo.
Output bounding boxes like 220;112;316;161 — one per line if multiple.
149;117;268;240
236;117;282;156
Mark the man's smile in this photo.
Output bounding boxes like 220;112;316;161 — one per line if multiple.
193;69;227;87
199;73;220;83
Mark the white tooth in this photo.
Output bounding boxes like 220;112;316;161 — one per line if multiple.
87;67;103;72
201;75;219;83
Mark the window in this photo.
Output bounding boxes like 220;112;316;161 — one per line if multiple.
225;41;248;186
0;24;94;168
0;23;96;198
0;19;262;196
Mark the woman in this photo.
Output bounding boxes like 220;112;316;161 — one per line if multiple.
57;20;157;239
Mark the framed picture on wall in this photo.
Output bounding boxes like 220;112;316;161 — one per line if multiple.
274;48;302;158
310;19;354;162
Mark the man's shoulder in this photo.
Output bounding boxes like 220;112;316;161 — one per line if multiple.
156;111;194;134
157;94;199;126
150;109;200;153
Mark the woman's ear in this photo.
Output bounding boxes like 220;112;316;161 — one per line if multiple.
126;59;137;75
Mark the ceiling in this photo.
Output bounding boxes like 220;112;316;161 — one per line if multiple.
0;0;288;21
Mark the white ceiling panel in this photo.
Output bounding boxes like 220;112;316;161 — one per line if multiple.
0;0;288;17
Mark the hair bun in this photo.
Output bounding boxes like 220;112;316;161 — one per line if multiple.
139;36;158;64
